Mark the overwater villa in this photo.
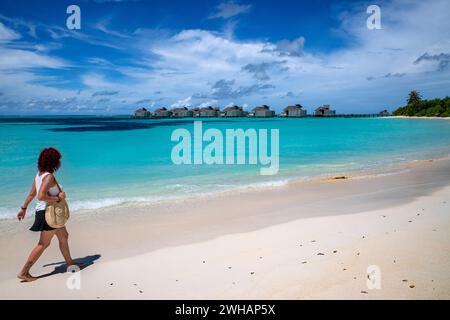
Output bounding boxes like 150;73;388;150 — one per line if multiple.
198;106;220;117
133;107;152;118
315;104;336;117
153;107;172;118
191;106;219;117
250;105;275;118
171;107;193;118
281;104;307;117
379;109;390;117
222;105;245;117
191;107;200;117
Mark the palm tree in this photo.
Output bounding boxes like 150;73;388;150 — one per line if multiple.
407;90;422;105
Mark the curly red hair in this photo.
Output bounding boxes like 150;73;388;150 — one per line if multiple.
38;148;61;173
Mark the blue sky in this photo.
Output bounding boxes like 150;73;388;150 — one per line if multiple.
0;0;449;115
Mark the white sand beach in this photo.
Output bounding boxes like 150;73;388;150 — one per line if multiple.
0;159;449;299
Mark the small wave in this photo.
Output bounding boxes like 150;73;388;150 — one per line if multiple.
0;207;17;220
239;179;289;189
69;195;169;211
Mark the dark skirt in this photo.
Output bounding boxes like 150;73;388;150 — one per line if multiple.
30;210;55;232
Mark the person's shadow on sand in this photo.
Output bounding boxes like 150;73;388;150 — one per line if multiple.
35;254;101;280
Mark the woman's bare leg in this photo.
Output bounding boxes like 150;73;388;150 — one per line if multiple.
55;227;74;266
18;230;55;281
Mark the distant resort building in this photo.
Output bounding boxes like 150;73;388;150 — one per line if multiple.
197;106;220;117
171;107;193;118
191;107;201;117
250;105;275;118
282;104;307;117
314;104;336;117
133;107;152;118
153;107;172;118
202;106;220;117
222;105;245;117
129;103;395;119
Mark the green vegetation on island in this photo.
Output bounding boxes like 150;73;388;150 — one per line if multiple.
393;91;450;117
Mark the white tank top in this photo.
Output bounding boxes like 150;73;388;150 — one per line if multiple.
35;172;61;211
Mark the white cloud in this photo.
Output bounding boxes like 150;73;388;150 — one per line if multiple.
0;47;66;70
151;29;271;75
209;1;251;20
170;96;192;108
275;37;305;56
94;18;132;38
197;100;218;108
0;14;37;38
0;22;21;42
82;73;117;88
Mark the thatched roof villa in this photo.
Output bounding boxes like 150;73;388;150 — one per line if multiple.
222;105;245;117
171;107;193;118
199;106;220;117
133;107;152;118
250;105;275;118
153;107;172;118
191;107;200;117
191;106;219;117
314;105;336;117
281;104;307;117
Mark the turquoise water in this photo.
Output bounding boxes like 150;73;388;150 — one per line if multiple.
1;116;450;219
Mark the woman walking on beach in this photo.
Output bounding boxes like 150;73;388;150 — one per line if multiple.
17;147;76;282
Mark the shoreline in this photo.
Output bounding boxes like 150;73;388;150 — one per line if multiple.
1;157;449;241
389;116;450;120
0;158;449;298
1;154;449;222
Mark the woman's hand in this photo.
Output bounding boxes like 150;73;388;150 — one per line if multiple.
17;208;26;221
58;191;66;200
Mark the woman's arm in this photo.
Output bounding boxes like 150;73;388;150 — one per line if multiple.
17;180;37;221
